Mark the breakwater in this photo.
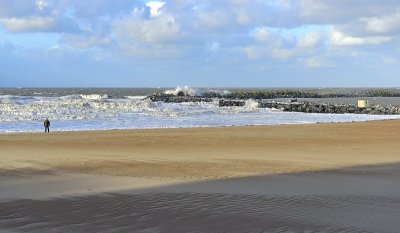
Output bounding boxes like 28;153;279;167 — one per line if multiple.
149;94;213;103
148;94;400;115
220;99;400;115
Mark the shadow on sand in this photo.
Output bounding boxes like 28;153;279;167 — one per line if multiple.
1;162;400;233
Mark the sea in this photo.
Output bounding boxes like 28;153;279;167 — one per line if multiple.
1;87;400;134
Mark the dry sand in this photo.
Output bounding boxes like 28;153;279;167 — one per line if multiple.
1;120;400;232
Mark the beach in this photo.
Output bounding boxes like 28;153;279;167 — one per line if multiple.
1;120;400;232
2;0;400;230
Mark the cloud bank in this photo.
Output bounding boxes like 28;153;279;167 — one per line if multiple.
0;0;399;87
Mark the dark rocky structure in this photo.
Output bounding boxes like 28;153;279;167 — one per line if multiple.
219;99;400;115
257;101;400;115
148;93;400;115
218;99;246;107
148;94;213;103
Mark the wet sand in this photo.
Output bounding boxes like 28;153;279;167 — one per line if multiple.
1;120;400;232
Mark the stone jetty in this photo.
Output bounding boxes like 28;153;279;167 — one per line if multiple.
218;99;246;107
148;94;400;115
148;94;213;103
219;99;400;115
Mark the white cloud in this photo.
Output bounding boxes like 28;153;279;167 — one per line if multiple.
272;48;294;59
365;11;400;34
1;0;400;87
243;28;324;61
113;10;184;58
253;27;270;42
114;14;182;44
61;35;112;49
242;46;265;59
195;10;230;31
146;1;165;17
297;32;321;49
329;29;391;46
242;45;295;61
36;0;48;10
60;0;140;18
0;0;37;17
236;10;250;25
1;0;399;67
0;17;54;32
299;0;400;24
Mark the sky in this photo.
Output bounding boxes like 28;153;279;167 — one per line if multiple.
0;0;400;87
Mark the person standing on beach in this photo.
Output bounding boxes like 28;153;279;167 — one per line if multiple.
44;118;50;133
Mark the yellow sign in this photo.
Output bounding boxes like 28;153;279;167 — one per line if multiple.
358;100;367;108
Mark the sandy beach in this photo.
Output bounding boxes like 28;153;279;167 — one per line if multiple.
1;120;400;232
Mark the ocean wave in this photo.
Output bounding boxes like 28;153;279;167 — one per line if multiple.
164;86;199;96
0;95;265;122
0;97;154;122
125;96;147;100
244;99;259;110
2;93;400;134
57;94;110;101
163;86;233;97
147;100;263;118
80;94;109;100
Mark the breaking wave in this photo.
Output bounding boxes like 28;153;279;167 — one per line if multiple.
164;86;232;97
0;94;260;123
80;94;109;100
244;99;259;110
1;91;400;133
125;96;147;100
0;95;152;122
164;86;199;96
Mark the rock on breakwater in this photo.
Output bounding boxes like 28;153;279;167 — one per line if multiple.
148;94;213;103
218;99;246;107
148;93;400;115
217;99;400;115
257;101;400;115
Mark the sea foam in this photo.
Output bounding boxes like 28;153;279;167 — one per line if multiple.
1;92;400;133
164;86;199;96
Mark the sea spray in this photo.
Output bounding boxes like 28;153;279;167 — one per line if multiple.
0;95;153;122
2;88;400;133
244;99;259;110
79;94;109;100
164;86;199;96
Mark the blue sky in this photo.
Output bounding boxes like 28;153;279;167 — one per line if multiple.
1;0;400;87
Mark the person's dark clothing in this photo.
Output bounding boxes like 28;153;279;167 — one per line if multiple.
44;119;50;133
